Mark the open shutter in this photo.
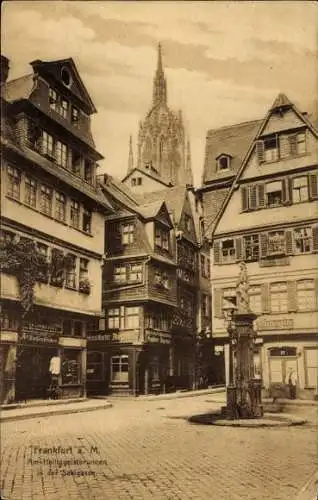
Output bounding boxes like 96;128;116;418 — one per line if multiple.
255;140;264;164
309;172;318;200
260;233;268;258
285;230;293;255
261;283;270;313
287;281;297;312
312;225;318;252
235;237;243;261
241;186;248;211
213;241;221;264
282;178;291;205
249;185;257;210
257;184;265;208
279;134;290;159
213;289;223;319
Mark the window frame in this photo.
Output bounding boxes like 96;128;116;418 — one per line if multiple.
7;165;21;200
82;207;92;234
292;176;309;204
40;184;53;216
221;239;236;263
121;223;134;245
70;199;80;229
55;191;66;222
294;227;312;254
270;282;288;313
24;176;37;208
265;180;283;208
111;355;129;382
267;231;286;256
296;280;315;311
244;234;260;262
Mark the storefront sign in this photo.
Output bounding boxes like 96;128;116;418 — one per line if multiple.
21;320;61;345
87;333;116;342
256;318;293;331
145;330;171;344
21;332;58;344
0;331;18;343
59;337;86;348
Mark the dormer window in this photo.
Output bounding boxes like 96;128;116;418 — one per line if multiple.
131;177;142;187
217;155;230;171
49;88;57;111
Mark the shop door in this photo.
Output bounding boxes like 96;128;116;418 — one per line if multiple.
269;357;297;384
16;346;56;401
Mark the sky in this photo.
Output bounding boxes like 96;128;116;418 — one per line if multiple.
2;1;317;186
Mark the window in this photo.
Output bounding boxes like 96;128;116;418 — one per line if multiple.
114;266;127;283
155;270;169;289
108;308;120;329
111;355;129;382
61;350;81;385
40;185;52;215
79;258;89;281
7;166;21;199
266;181;282;207
71;150;81;175
294;227;312;254
70;200;80;228
131;177;142;186
55;140;68;168
49;88;57;111
244;234;259;261
130;264;142;282
60;98;69;119
218;156;230;170
200;255;210;278
84;160;93;184
65;254;76;289
297;280;315;311
25;177;37;207
264;136;278;162
42;131;54;158
202;294;210;318
267;231;285;255
55;192;66;222
61;67;71;87
249;285;261;315
304;349;318;388
185;215;192;232
155;226;169;251
292;177;309;203
74;321;83;337
295;132;306;155
71;106;79;123
122;223;134;244
125;307;140;329
221;239;235;262
82;208;92;233
270;282;288;313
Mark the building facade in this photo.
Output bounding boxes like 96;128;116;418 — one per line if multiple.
209;94;318;398
0;56;112;403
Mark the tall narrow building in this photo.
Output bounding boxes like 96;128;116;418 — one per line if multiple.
125;44;193;189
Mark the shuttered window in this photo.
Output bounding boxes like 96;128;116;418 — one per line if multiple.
309;172;318;200
294;227;312;254
270;282;288;313
296;280;315;311
221;239;236;263
304;349;318;388
267;231;285;255
292;176;309;203
266;181;283;207
244;234;259;261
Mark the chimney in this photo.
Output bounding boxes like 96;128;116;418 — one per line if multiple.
1;55;9;84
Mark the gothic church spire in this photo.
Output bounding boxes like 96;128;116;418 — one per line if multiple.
128;134;134;172
153;43;167;108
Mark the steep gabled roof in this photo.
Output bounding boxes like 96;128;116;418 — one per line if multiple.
211;94;318;238
2;74;35;102
122;166;171;187
202;119;262;184
135;185;186;226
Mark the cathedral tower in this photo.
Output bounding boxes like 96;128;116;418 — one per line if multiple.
129;44;193;187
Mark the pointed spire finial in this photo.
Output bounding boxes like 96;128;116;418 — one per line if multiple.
153;42;167;107
128;134;134;172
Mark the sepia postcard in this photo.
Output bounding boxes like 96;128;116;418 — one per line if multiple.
1;1;317;499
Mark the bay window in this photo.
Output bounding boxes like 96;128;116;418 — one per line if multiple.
122;223;134;244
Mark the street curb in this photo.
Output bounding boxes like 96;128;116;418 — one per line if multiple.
1;398;89;411
107;387;226;402
0;402;113;423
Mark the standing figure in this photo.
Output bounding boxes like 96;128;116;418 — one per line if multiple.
285;367;297;399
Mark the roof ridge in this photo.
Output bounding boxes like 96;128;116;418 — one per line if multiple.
5;73;34;85
207;118;262;135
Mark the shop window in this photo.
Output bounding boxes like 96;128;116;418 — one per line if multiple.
82;208;92;233
121;223;134;245
55;191;66;222
61;350;81;385
244;234;259;261
7;165;21;199
267;231;285;255
65;254;77;289
270;282;288;313
249;285;262;315
111;355;129;382
70;200;80;228
40;185;53;216
125;307;140;329
297;280;315;311
25;177;37;207
55;140;68;168
107;308;120;329
265;180;282;207
221;239;235;263
292;176;309;203
294;227;312;254
1;310;19;330
87;352;103;381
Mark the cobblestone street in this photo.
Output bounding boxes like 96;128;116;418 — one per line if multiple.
1;395;317;500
